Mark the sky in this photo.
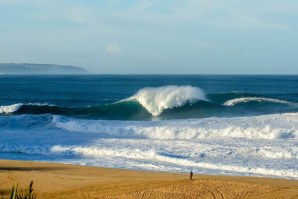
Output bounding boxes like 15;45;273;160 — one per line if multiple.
0;0;298;74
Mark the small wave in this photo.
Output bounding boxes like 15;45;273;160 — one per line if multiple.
0;103;57;114
0;103;23;114
223;97;293;106
125;85;208;116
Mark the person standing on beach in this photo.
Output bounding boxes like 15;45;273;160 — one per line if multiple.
190;171;193;180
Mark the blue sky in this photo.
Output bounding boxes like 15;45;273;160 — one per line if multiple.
0;0;297;74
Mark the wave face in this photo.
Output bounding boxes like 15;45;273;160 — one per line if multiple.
126;85;208;116
0;75;298;179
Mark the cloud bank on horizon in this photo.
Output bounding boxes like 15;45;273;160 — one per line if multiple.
0;0;297;74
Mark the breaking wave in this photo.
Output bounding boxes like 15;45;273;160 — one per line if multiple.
0;103;22;114
125;85;208;116
223;97;294;106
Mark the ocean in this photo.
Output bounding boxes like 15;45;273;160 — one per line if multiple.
0;75;297;179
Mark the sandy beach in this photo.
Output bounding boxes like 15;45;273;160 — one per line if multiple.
0;160;297;199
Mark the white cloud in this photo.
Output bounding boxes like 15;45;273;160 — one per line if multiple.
131;0;153;12
64;6;97;25
0;0;55;7
1;0;298;73
106;42;122;54
168;0;291;30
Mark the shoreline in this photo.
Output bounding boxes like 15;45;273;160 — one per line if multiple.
0;159;297;199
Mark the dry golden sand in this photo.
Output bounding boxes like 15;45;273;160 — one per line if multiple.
0;160;297;199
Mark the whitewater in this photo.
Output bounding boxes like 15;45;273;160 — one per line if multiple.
0;75;297;179
0;112;297;179
126;85;208;116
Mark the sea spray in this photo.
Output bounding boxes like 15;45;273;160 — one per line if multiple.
126;85;208;116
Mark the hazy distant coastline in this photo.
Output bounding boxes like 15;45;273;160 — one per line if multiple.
0;63;88;74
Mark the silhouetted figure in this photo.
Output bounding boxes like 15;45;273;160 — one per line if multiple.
190;171;193;180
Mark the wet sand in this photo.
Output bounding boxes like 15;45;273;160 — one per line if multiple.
0;160;297;199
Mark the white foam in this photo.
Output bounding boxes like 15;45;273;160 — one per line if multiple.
41;145;298;178
256;148;298;159
223;97;293;106
0;103;22;114
1;113;298;179
126;85;208;116
52;113;298;140
2;143;295;178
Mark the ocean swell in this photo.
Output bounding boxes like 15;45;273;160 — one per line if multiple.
1;87;297;120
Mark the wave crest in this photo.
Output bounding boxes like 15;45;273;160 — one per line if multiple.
126;85;208;116
0;103;23;114
223;97;293;106
0;103;56;114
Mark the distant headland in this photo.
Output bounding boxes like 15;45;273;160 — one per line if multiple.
0;63;88;74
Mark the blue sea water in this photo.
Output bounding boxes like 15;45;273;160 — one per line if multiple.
0;75;297;120
0;75;297;179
